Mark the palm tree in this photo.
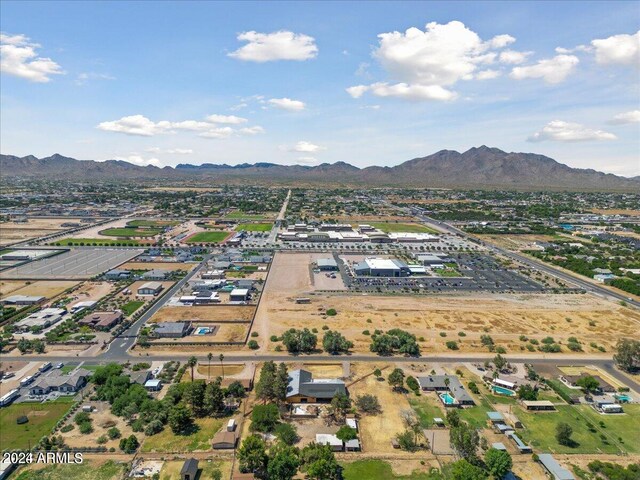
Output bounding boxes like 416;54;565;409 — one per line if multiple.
187;356;197;382
219;353;225;379
207;352;213;381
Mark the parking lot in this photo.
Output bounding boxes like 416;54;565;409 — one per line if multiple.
343;253;544;294
0;248;144;280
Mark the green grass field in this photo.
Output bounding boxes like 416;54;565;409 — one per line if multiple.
516;404;636;454
127;220;179;228
0;399;75;450
342;460;443;480
224;212;269;220
235;222;273;232
53;238;141;246
408;395;446;428
14;460;126;480
367;222;439;233
99;227;161;237
141;417;224;452
186;231;230;243
121;300;145;316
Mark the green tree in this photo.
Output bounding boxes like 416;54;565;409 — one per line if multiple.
516;384;538;401
238;435;267;475
219;353;225;379
355;394;380;414
256;361;276;402
485;448;513;479
449;459;488;480
299;443;342;480
335;425;357;442
204;381;225;415
183;380;206;417
168;403;193;434
267;444;300;480
446;409;461;428
322;330;353;354
328;392;352;421
576;375;600;394
450;422;479;460
187;356;198;382
388;368;405;391
118;434;139;453
396;429;417;452
274;422;298;445
207;352;213;380
556;422;574;447
493;353;507;372
614;338;640;372
250;403;280;432
274;362;289;403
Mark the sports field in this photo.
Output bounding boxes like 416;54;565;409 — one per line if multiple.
186;231;230;243
0;398;75;450
99;227;161;237
235;223;273;231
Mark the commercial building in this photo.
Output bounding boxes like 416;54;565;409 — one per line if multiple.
14;308;66;332
138;281;163;296
0;295;45;306
29;368;90;395
353;258;410;277
154;321;192;338
316;258;338;271
286;369;346;403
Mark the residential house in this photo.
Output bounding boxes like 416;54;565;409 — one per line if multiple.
286;369;346;403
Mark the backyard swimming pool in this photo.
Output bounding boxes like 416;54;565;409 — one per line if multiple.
194;327;213;335
439;393;456;405
492;385;516;396
615;394;631;403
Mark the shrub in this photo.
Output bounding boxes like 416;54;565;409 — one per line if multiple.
325;308;337;316
248;340;259;349
79;422;94;434
60;424;74;433
107;427;121;439
446;341;459;350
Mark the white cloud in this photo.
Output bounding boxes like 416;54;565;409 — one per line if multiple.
510;54;579;84
115;154;163;167
268;97;306;111
75;72;115;86
0;32;64;83
146;147;193;154
296;156;319;165
228;30;318;62
475;69;501;80
591;30;640;66
498;49;532;64
347;21;516;101
205;114;247;124
348;82;457;101
229;102;248;111
289;141;325;153
609;110;640;125
239;126;265;135
98;114;258;139
528;120;617;142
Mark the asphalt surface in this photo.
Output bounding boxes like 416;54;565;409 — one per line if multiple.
415;213;640;309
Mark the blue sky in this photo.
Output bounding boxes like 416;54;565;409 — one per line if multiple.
1;1;639;176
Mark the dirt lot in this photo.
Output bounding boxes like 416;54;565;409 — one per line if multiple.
0;280;79;299
476;234;564;251
63;219;135;240
347;363;411;454
59;401;138;450
67;281;114;307
119;262;196;272
253;253;640;354
0;218;76;245
148;305;255;323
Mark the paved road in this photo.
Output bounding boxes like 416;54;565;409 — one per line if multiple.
268;189;291;244
415;213;640;309
102;253;212;358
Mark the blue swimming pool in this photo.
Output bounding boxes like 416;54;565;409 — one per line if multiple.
615;394;631;403
439;393;456;405
194;327;212;335
492;385;516;396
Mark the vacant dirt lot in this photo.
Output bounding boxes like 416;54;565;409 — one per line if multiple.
149;305;255;323
67;281;114;307
0;218;75;245
253;253;639;354
0;280;79;300
119;262;196;271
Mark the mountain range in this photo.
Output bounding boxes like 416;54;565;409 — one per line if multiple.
1;146;637;191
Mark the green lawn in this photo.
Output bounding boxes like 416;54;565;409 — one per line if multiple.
516;405;632;454
52;238;141;246
60;364;100;374
342;460;443;480
127;220;179;228
121;300;145;316
186;231;230;243
99;227;161;237
457;396;493;428
433;268;461;277
408;394;447;428
367;222;438;233
224;211;270;220
0;399;75;450
235;222;273;232
141;417;224;452
14;460;126;480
